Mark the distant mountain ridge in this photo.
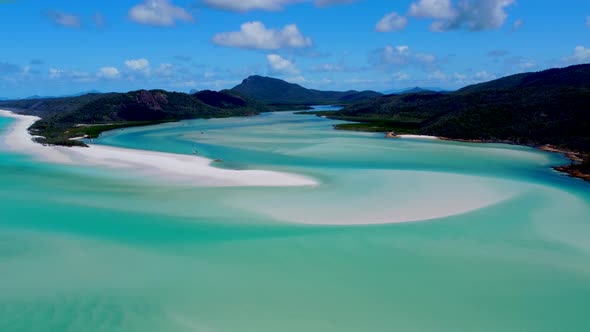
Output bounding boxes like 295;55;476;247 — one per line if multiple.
382;87;446;95
231;75;382;105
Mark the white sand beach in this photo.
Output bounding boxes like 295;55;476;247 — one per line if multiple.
0;110;317;187
398;134;440;140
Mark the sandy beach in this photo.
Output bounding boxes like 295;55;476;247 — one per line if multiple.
398;134;440;140
0;110;317;187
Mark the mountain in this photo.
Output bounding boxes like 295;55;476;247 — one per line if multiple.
66;90;102;97
324;64;590;152
231;75;382;105
24;95;53;100
0;93;113;117
1;89;269;146
382;87;447;94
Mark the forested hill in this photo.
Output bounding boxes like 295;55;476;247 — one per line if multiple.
0;89;269;146
327;64;590;152
231;75;382;105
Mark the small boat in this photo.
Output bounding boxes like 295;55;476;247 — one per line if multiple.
193;150;199;155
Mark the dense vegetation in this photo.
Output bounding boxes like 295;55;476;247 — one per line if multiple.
321;64;590;153
231;75;382;106
0;93;115;118
1;89;269;146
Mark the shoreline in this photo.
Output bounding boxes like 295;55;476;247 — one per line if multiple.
0;110;318;188
344;125;590;183
441;138;590;182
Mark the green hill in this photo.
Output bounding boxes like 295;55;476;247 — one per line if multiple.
231;75;382;105
1;89;269;146
322;64;590;152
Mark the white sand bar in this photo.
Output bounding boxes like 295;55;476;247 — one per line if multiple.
0;110;317;187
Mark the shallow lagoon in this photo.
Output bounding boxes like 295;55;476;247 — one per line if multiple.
1;111;590;332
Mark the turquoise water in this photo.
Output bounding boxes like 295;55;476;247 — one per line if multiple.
1;111;590;331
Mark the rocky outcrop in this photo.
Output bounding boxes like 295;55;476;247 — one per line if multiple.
136;90;162;111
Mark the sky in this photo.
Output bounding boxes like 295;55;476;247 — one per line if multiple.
0;0;589;98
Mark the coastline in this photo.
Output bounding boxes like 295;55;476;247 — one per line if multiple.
343;125;590;183
439;138;590;182
0;109;318;188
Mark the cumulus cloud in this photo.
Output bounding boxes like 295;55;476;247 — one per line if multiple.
376;12;408;32
47;68;95;82
203;0;299;11
125;58;151;75
409;0;455;19
48;68;64;79
372;45;437;69
312;63;344;72
392;72;410;81
212;21;312;50
155;63;175;77
97;67;120;79
286;75;306;84
563;46;590;65
267;54;299;74
428;69;496;85
46;10;81;28
315;0;356;6
408;0;515;32
473;70;496;81
129;0;193;26
203;0;355;11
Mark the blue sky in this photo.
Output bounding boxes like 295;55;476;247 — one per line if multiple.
0;0;589;98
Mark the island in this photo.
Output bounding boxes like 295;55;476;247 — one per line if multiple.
1;65;589;181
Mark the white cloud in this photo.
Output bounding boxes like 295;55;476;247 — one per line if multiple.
125;58;151;75
155;63;175;77
473;70;496;81
129;0;193;26
46;10;81;28
428;69;498;85
47;68;95;82
48;68;64;79
392;72;410;81
203;0;299;11
312;63;344;72
286;75;307;84
409;0;454;19
512;19;523;30
428;70;447;81
203;0;355;12
315;0;356;6
267;54;299;74
212;21;312;50
376;12;408;32
373;45;437;69
409;0;515;32
97;67;120;79
563;46;590;65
